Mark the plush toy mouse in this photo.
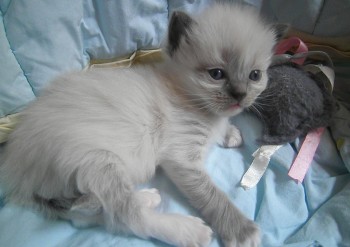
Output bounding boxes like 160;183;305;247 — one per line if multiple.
250;40;336;145
240;39;337;189
252;59;335;145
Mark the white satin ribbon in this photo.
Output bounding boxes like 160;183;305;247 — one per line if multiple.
241;145;283;190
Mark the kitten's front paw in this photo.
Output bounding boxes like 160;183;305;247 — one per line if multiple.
175;216;213;247
223;219;260;247
222;125;243;148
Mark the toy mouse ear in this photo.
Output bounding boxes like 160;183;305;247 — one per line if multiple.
167;11;194;56
272;23;290;41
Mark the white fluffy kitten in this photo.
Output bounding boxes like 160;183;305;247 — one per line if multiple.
1;4;278;247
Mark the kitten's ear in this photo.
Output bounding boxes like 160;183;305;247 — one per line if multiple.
167;11;194;56
273;23;290;41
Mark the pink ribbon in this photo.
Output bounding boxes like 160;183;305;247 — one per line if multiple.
288;128;325;183
275;37;308;65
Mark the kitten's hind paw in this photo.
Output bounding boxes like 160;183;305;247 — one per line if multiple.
136;188;161;209
223;220;260;247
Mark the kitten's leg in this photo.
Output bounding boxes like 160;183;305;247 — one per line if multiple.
222;124;243;148
216;119;243;148
162;164;260;247
65;188;161;227
74;150;212;247
66;193;104;228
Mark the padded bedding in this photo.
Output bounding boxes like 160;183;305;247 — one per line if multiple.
1;0;350;246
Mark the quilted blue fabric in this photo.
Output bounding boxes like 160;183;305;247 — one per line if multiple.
1;111;349;247
1;0;349;117
0;0;212;117
0;10;35;116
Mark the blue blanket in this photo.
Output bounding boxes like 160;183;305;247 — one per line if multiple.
1;110;350;247
1;0;350;246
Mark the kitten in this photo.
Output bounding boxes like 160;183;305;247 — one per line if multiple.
0;4;279;247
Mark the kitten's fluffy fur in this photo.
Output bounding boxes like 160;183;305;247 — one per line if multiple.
1;4;277;247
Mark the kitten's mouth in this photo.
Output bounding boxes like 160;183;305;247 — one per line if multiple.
228;103;241;111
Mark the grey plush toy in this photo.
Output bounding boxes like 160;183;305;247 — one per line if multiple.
251;54;335;145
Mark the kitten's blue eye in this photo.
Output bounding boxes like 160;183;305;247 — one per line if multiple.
249;70;262;81
208;68;225;80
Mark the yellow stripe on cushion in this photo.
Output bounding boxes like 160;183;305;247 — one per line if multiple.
0;113;20;144
89;49;163;69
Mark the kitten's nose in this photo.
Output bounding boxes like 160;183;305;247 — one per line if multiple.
230;91;246;101
226;83;247;101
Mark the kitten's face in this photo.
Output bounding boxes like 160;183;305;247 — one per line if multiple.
167;4;277;117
